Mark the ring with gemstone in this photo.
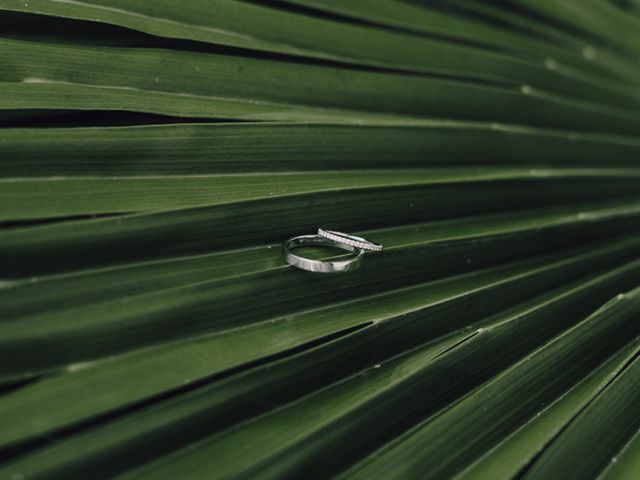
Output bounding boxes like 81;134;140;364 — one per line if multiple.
283;234;365;273
317;228;383;252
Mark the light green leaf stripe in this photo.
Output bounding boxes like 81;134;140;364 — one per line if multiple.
2;123;640;179
2;168;640;220
0;0;542;81
339;287;640;480
599;430;640;480
0;0;636;100
508;0;640;57
2;38;640;131
458;339;640;480
425;0;640;84
524;314;640;479
280;0;640;85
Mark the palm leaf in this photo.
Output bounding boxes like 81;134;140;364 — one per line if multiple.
1;1;639;479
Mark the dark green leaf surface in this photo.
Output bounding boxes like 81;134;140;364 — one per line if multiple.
339;287;640;480
3;123;640;177
0;0;636;99
3;168;640;220
2;243;640;479
600;429;640;480
3;37;640;131
1;2;639;479
459;339;640;479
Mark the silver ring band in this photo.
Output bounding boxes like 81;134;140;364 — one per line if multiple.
283;235;364;273
317;229;383;252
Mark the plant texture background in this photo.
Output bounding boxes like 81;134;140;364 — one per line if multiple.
1;1;640;479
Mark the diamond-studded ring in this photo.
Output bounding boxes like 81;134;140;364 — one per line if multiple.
283;229;382;273
317;228;383;252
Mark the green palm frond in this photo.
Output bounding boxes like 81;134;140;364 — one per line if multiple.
1;1;639;479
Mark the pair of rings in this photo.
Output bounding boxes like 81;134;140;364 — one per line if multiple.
283;228;382;273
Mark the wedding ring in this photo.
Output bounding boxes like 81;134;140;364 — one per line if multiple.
283;235;364;273
317;228;383;252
